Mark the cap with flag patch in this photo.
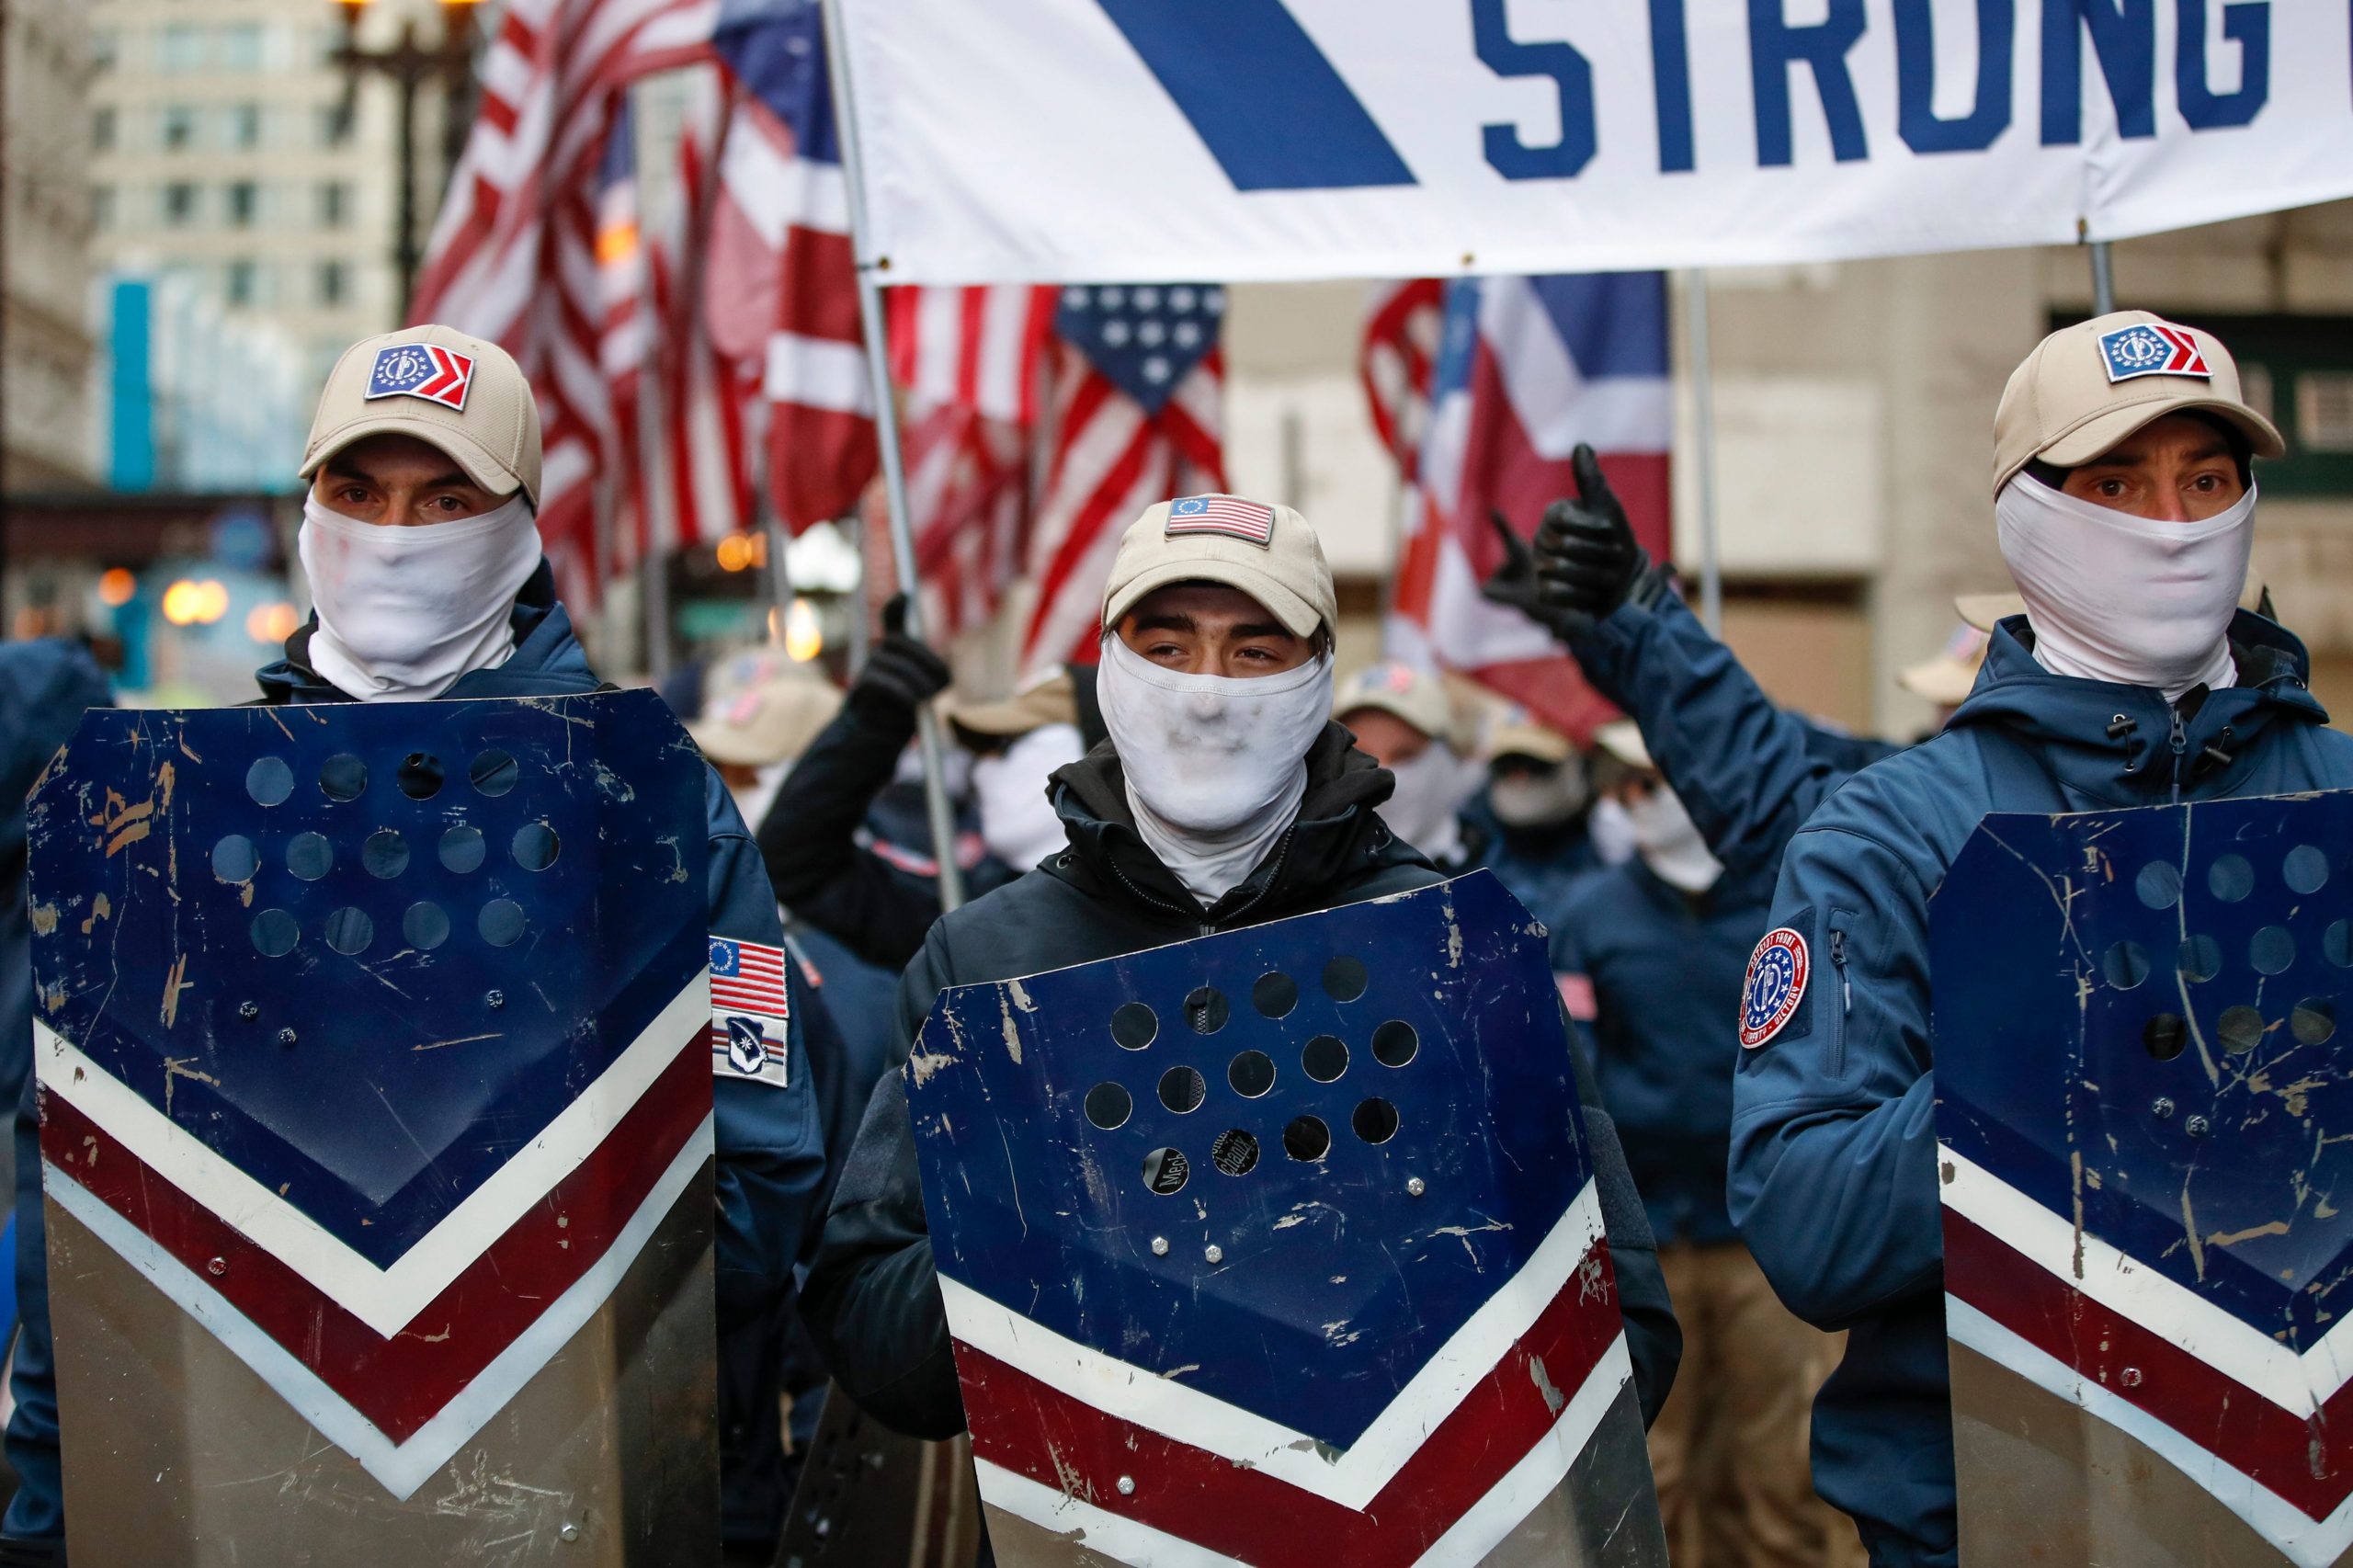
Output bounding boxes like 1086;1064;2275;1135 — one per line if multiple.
1993;310;2281;498
1334;661;1453;743
301;324;543;507
1101;494;1336;642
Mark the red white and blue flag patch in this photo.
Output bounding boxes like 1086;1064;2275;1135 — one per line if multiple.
365;343;475;411
1740;926;1808;1049
2097;323;2210;384
710;936;790;1088
1165;494;1276;547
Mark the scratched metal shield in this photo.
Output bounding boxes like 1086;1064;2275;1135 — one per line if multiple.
27;692;719;1563
1931;797;2353;1568
907;869;1666;1567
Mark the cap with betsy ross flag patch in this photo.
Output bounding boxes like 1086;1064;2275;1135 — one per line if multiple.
300;324;543;507
1100;493;1337;642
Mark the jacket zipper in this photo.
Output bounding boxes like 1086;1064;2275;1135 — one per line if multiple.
2167;704;2189;804
1104;827;1301;937
1829;927;1850;1015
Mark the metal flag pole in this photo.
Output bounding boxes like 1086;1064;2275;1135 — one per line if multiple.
1682;269;1724;636
820;0;964;912
2090;241;2117;315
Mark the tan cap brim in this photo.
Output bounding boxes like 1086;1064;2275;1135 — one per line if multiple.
2034;396;2286;477
1898;654;1980;708
299;416;529;501
1593;720;1653;771
1955;593;2024;633
1489;722;1573;767
684;721;778;769
1102;558;1323;640
948;679;1079;739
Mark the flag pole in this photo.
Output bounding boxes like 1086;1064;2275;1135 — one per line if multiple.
821;0;964;913
1681;269;1724;637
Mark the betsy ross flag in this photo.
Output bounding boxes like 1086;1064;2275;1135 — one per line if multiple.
1165;494;1275;544
709;936;790;1089
1388;274;1672;742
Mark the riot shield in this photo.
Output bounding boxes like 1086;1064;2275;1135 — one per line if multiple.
1931;797;2353;1568
905;869;1667;1567
26;691;719;1563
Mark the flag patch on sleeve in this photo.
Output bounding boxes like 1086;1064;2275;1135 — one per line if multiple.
710;936;790;1088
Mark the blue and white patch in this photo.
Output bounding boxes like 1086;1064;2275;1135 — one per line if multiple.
1740;926;1810;1050
364;342;475;411
2097;323;2210;384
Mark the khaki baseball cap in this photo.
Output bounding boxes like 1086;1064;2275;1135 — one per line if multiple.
687;666;844;768
300;325;543;507
1992;311;2283;498
1100;494;1336;642
1593;720;1654;773
948;667;1080;740
1898;624;1992;707
1489;711;1576;767
1334;660;1453;741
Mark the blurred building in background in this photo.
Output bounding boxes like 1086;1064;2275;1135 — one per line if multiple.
4;0;98;492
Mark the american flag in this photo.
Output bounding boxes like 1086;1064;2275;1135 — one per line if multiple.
593;105;648;577
709;935;790;1088
898;403;1030;642
888;286;1058;427
1360;278;1446;482
1388;274;1673;743
1022;284;1226;670
1165;494;1274;544
652;67;756;553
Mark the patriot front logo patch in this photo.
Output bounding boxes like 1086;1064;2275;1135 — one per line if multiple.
365;343;475;410
1740;926;1808;1049
2097;323;2210;384
1166;494;1276;546
710;936;790;1087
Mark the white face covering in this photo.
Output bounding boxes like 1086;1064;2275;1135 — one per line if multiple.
1097;634;1334;909
1995;474;2253;703
299;494;543;702
1587;794;1637;866
1488;759;1589;830
972;722;1086;871
1381;744;1473;866
1623;781;1722;894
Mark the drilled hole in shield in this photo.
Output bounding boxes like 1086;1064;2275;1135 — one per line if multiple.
2286;845;2331;896
1211;1129;1260;1176
2218;1005;2267;1055
2251;926;2296;977
471;749;519;797
2143;1014;2187;1062
438;825;486;874
397;753;445;801
1084;1082;1132;1131
2330;921;2353;970
1251;971;1298;1019
1370;1019;1420;1068
318;754;367;803
1283;1116;1332;1162
2102;940;2150;992
403;902;449;951
211;835;259;883
2134;861;2183;911
249;907;299;958
2293;998;2336;1046
245;756;293;807
1142;1147;1189;1196
478;898;526;948
512;822;560;871
1158;1065;1206;1115
286;832;334;881
2209;854;2256;903
1302;1035;1348;1084
1110;1002;1157;1051
324;907;373;956
1183;986;1229;1035
2177;935;2222;983
1352;1097;1401;1144
362;829;409;879
1321;956;1369;1004
1228;1050;1275;1098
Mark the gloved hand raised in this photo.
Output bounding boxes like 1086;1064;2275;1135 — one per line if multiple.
848;594;951;720
1532;444;1651;630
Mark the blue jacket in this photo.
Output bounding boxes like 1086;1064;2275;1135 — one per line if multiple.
1461;789;1603;915
1552;857;1773;1247
1728;612;2353;1567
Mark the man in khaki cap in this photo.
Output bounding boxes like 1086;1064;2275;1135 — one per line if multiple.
1730;313;2353;1568
1331;661;1480;869
801;493;1680;1460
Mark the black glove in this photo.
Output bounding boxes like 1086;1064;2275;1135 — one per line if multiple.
848;594;950;718
1478;507;1571;639
1530;444;1654;629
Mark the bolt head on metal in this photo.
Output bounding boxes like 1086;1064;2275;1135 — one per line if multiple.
276;1027;297;1047
486;990;506;1010
238;1001;259;1021
1116;1475;1136;1496
1405;1176;1427;1198
206;1256;227;1278
2120;1367;2143;1388
559;1523;580;1543
2185;1114;2211;1138
1203;1244;1223;1265
2151;1096;2175;1120
1150;1236;1169;1256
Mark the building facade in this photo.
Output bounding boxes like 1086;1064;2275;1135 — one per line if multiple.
5;0;98;490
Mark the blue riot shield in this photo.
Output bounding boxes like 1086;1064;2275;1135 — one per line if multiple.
26;692;718;1563
1932;796;2353;1568
905;869;1666;1566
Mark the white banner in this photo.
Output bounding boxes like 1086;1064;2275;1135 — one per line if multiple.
835;0;2353;285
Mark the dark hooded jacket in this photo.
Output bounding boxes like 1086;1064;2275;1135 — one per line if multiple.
801;722;1678;1441
1729;611;2353;1568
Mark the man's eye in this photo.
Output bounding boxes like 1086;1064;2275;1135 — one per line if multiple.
2098;480;2125;496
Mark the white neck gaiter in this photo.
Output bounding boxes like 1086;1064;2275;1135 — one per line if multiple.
299;494;542;702
972;722;1086;871
1097;635;1334;909
1995;475;2253;703
1381;744;1472;865
1625;783;1722;894
1587;794;1637;866
1488;761;1589;829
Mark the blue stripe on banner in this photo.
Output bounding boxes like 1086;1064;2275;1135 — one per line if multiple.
1091;0;1416;190
1526;273;1671;380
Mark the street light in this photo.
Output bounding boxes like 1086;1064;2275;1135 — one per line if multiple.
330;0;484;318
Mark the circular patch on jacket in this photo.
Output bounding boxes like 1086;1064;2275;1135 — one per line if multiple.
1740;927;1809;1049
